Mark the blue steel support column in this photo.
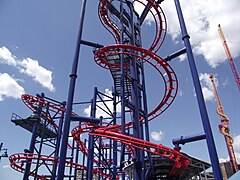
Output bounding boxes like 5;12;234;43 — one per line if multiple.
112;88;117;179
81;139;87;179
34;102;50;180
86;87;97;180
119;0;126;171
174;0;223;179
23;93;44;180
74;125;80;180
52;102;66;180
137;7;155;176
137;17;154;177
128;2;142;179
23;122;39;179
56;0;87;179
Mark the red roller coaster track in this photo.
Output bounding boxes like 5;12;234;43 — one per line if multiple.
9;1;190;179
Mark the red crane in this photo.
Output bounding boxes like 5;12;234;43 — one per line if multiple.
218;24;240;92
209;74;238;173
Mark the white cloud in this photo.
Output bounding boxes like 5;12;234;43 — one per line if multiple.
0;73;25;101
133;1;154;26
219;135;240;164
18;58;55;92
2;165;10;169
151;130;164;141
199;73;216;102
140;0;240;68
178;54;187;62
222;78;229;87
233;135;240;164
0;46;17;66
0;46;55;92
178;89;184;97
84;89;121;119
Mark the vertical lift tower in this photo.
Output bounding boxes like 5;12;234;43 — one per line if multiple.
210;74;238;173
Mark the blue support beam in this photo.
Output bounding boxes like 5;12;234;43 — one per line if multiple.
87;87;98;180
56;0;87;179
23;93;44;180
70;116;101;124
172;133;206;147
164;48;186;61
174;0;223;179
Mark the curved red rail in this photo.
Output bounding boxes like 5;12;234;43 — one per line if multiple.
10;94;112;179
9;153;111;180
9;1;190;179
94;44;177;120
71;124;190;177
98;0;167;53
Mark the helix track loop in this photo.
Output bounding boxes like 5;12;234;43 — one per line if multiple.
98;0;167;52
94;44;178;120
10;1;190;179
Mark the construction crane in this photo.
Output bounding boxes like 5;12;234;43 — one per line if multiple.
209;74;238;173
218;24;240;92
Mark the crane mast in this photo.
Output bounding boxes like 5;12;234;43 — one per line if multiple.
209;74;238;173
218;24;240;92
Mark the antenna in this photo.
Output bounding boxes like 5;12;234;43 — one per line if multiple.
209;74;238;173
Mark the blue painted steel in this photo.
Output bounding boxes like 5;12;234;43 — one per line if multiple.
87;87;97;180
112;89;118;179
97;132;102;180
51;102;65;180
70;116;101;124
34;103;50;179
137;8;154;177
23;121;39;179
172;133;206;146
164;48;186;61
56;0;87;179
128;2;142;179
174;0;223;179
86;134;94;180
23;94;43;180
119;0;127;171
74;127;79;180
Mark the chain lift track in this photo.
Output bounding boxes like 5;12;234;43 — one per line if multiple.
9;1;191;179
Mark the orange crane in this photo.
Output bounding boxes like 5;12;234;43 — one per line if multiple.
218;24;240;92
209;74;238;173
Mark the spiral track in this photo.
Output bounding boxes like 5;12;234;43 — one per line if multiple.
9;1;190;179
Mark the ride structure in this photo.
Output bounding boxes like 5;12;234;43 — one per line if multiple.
0;143;8;161
218;24;240;92
9;0;223;179
209;74;239;173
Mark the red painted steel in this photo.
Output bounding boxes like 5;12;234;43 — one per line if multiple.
98;0;167;53
209;74;238;173
218;24;240;92
9;1;191;179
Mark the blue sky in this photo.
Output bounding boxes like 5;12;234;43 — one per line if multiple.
0;0;240;179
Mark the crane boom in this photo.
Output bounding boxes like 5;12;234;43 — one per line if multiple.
218;24;240;92
209;74;238;173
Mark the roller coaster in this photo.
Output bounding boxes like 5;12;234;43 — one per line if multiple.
9;0;224;179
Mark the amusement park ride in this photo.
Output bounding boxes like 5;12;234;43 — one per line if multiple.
7;0;237;179
0;143;8;161
209;74;238;174
218;24;240;92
